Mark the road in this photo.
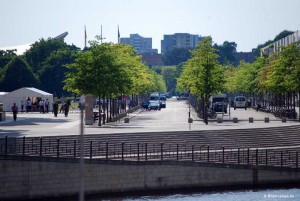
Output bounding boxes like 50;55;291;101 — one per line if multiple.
0;98;299;137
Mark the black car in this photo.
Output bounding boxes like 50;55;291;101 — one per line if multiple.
212;102;227;113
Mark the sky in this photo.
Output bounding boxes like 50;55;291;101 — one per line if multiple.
1;0;300;53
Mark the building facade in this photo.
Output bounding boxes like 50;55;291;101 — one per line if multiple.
120;34;158;54
161;33;203;55
261;30;300;56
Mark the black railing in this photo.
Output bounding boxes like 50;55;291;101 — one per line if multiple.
0;136;299;169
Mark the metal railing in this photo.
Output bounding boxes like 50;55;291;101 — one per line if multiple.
0;136;298;169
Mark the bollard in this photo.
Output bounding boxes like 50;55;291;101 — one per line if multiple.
233;117;238;123
217;118;222;123
124;117;130;123
282;117;287;123
264;117;269;123
249;117;254;123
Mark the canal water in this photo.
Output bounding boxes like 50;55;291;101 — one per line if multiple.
95;188;300;201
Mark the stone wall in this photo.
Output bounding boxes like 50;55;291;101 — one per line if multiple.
0;156;299;200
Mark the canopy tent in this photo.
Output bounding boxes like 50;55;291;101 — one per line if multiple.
0;87;53;111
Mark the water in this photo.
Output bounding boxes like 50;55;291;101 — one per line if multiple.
96;188;300;201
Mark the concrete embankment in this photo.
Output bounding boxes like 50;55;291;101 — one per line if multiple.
1;155;299;200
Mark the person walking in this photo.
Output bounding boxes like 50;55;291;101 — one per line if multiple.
52;101;59;117
45;99;49;113
39;99;45;113
11;103;18;121
64;100;71;117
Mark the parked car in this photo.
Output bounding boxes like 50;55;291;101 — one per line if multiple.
148;101;161;110
234;96;247;110
209;95;228;113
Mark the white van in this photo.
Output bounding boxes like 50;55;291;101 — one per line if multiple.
234;96;247;110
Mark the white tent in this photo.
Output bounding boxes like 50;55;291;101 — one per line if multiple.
0;87;53;112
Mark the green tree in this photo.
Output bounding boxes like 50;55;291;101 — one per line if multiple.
161;66;177;94
177;37;223;124
0;57;38;91
213;41;238;65
38;49;76;97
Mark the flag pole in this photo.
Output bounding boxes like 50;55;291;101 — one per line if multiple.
118;25;120;44
84;25;87;48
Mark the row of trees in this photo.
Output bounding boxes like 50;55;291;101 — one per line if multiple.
177;37;300;122
64;41;166;125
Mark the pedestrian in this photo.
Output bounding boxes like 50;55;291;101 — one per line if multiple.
39;99;44;113
45;99;49;113
64;101;70;117
52;101;59;117
26;98;32;113
11;103;18;121
21;101;24;113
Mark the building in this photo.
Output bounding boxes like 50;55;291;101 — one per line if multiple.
120;34;158;54
161;33;203;55
141;53;162;67
261;30;300;56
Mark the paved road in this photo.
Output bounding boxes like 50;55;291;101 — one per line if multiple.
0;98;299;137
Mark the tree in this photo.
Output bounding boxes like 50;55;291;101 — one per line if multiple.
162;48;191;66
24;38;78;73
38;49;76;97
161;66;177;94
177;37;223;124
0;57;38;91
213;41;238;65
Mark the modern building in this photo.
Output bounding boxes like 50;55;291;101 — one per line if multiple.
141;53;162;67
261;30;300;56
120;34;158;54
161;33;203;55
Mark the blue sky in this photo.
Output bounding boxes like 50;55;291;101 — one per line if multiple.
1;0;300;52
